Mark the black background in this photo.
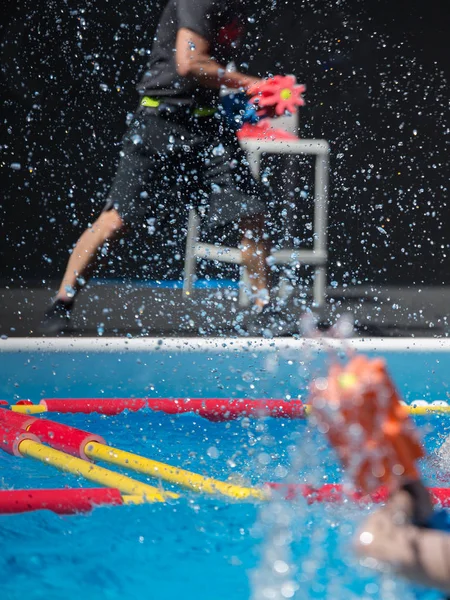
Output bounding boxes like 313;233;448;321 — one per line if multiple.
1;0;448;288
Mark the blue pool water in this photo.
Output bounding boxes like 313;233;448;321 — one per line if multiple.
1;338;449;600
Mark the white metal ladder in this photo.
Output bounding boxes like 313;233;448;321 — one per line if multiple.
182;137;330;308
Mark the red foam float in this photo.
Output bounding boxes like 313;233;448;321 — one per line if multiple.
27;418;106;461
0;427;40;457
0;487;123;515
39;398;306;421
146;398;306;421
0;407;104;461
267;483;450;507
0;406;37;430
41;398;148;415
0;408;40;456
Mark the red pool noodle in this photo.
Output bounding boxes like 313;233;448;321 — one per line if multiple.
0;406;37;430
0;408;104;461
267;483;450;507
27;419;105;461
39;398;306;421
0;426;40;457
0;488;123;515
138;398;305;421
181;399;306;421
0;408;40;456
41;398;148;415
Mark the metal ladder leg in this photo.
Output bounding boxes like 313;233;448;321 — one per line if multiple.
313;150;329;308
183;208;201;297
239;266;251;307
240;148;259;306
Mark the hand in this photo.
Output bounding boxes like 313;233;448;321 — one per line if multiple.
255;104;278;119
245;79;277;118
243;77;264;94
245;78;264;96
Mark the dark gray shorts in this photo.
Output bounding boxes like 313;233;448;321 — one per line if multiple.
104;106;268;230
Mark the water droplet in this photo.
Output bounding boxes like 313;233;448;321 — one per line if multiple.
274;560;289;574
212;143;225;157
207;446;219;459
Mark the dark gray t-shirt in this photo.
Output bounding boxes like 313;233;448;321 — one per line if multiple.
137;0;246;106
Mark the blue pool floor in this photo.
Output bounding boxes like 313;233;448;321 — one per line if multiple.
1;411;450;600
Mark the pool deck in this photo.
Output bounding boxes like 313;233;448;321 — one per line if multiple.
0;283;448;338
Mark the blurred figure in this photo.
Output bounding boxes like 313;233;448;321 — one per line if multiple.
355;479;450;598
310;354;450;598
42;0;277;334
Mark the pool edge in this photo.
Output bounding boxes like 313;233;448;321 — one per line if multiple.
1;336;449;353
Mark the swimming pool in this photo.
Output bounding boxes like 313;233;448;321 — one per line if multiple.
1;337;449;600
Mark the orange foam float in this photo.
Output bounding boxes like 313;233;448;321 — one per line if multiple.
309;355;424;494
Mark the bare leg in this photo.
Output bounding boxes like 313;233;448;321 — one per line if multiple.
240;214;269;310
57;209;124;299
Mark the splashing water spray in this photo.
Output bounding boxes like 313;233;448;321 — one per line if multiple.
250;316;426;599
308;334;425;599
249;316;352;600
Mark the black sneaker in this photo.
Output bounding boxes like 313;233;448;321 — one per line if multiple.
40;299;74;335
242;303;300;337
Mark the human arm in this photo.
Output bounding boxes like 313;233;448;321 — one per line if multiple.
354;483;450;594
175;27;260;91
